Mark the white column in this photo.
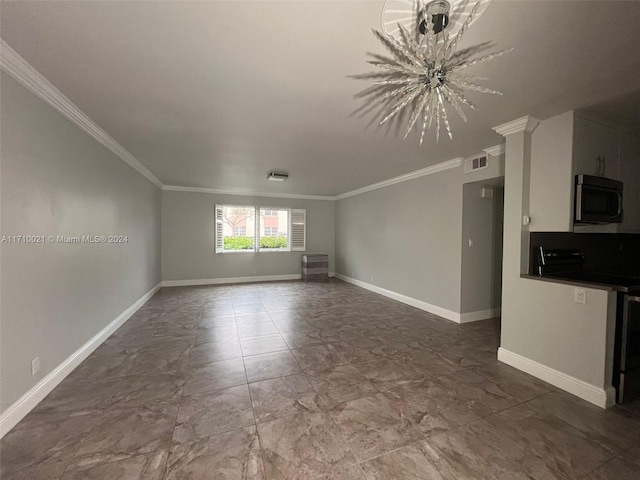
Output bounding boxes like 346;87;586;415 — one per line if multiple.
493;116;539;279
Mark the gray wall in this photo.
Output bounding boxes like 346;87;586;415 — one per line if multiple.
460;184;504;314
0;73;161;412
161;190;335;281
335;167;464;314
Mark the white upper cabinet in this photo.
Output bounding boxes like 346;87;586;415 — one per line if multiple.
572;115;621;179
619;133;640;232
529;111;575;232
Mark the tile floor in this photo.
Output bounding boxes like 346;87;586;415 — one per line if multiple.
2;279;640;479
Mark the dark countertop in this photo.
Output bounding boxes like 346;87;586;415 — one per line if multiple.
521;273;640;293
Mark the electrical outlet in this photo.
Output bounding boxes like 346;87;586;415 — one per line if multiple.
31;357;40;376
574;288;587;304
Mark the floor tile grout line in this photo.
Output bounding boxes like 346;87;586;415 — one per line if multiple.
293;327;386;472
160;303;205;478
245;300;277;480
577;453;630;479
270;305;369;472
456;388;622;467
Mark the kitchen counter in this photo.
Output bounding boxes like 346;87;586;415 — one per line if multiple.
521;273;640;293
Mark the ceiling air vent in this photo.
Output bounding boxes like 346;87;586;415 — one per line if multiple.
465;155;488;173
267;172;289;182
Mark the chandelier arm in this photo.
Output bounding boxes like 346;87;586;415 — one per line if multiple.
372;29;422;68
353;83;404;99
419;109;428;145
349;71;405;81
354;84;416;119
435;99;441;142
351;90;401;119
367;61;424;76
425;20;436;61
366;96;404;129
437;88;453;139
380;86;423;125
372;77;417;86
451;78;503;95
443;0;486;61
448;47;514;73
442;84;468;122
403;86;430;139
398;24;423;60
366;51;418;69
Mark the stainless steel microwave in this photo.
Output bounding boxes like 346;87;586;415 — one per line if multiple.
574;174;623;224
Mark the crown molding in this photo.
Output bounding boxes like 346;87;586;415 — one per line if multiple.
0;39;163;189
493;115;540;137
0;38;497;201
483;144;506;157
335;157;464;200
162;185;336;201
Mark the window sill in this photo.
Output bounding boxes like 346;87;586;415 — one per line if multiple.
218;250;294;254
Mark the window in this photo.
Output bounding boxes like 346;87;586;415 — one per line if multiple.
216;205;255;252
215;205;306;253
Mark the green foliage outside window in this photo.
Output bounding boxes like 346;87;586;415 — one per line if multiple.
224;235;287;250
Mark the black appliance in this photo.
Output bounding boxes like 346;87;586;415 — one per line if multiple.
574;175;623;224
533;247;585;277
615;295;640;404
533;246;640;291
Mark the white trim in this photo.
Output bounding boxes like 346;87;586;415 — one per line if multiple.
493;115;540;137
459;308;501;323
163;185;335;201
162;274;302;287
335;273;461;323
335;157;464;200
0;283;161;438
483;144;506;157
497;347;616;409
0;39;163;189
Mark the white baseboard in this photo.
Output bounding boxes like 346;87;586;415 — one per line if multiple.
459;308;502;323
498;347;615;409
0;282;162;438
162;274;302;287
334;273;462;323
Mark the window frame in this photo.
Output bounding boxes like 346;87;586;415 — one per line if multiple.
216;204;305;254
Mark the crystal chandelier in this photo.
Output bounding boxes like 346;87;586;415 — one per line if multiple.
352;0;512;143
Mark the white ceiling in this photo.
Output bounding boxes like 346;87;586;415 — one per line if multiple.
2;1;640;196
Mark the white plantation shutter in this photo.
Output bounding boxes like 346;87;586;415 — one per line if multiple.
215;204;224;253
290;209;306;251
254;207;260;251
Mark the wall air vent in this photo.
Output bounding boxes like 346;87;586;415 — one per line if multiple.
464;155;488;173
